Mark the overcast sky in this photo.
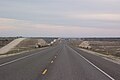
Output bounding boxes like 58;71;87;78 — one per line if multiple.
0;0;120;37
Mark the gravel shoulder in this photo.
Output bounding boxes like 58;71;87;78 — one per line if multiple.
78;48;120;65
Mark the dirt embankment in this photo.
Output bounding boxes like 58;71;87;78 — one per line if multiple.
79;41;120;57
16;39;47;48
0;38;50;55
0;37;17;48
7;38;48;54
79;41;91;49
0;38;26;54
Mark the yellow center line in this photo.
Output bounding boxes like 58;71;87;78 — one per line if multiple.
42;69;48;75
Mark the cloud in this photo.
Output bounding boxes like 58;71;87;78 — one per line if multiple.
30;23;120;37
0;18;18;23
0;26;16;30
66;13;120;21
0;18;18;30
0;18;120;37
0;0;120;27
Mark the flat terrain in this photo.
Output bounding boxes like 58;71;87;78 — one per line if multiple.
0;41;120;80
78;38;120;57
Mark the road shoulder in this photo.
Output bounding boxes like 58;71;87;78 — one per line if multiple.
78;48;120;65
0;47;48;59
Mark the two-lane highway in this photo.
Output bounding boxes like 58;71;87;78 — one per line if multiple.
0;44;63;80
0;42;120;80
41;45;115;80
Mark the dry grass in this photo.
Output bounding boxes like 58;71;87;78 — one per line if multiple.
79;41;120;57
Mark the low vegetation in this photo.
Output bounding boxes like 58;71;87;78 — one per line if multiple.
0;37;58;55
79;41;120;57
68;38;120;57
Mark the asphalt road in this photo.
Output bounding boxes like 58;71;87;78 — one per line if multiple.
0;43;120;80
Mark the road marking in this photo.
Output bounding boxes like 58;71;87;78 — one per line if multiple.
42;69;48;75
69;47;115;80
54;56;56;58
0;52;40;67
51;60;54;63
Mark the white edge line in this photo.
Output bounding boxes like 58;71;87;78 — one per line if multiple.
0;52;40;67
68;46;115;80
